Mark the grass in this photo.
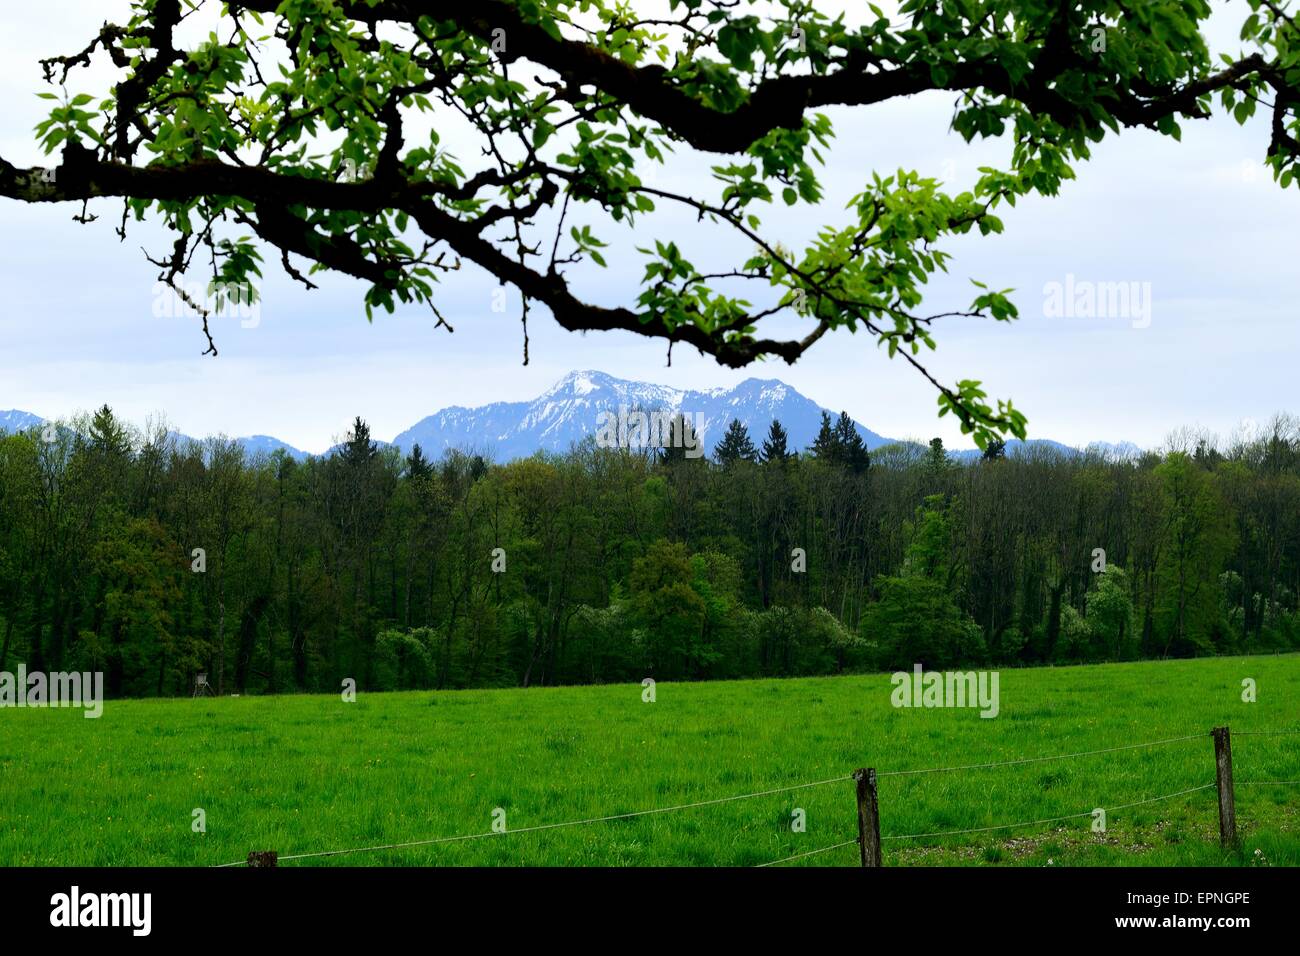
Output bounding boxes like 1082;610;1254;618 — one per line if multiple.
1;654;1297;867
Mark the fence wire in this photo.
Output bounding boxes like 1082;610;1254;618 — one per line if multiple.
877;732;1207;778
1238;780;1300;786
215;772;852;867
215;726;1293;867
883;783;1214;842
756;839;859;868
757;783;1217;866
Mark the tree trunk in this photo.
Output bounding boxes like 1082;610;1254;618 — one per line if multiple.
216;576;227;696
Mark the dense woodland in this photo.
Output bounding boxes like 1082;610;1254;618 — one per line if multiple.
1;406;1298;698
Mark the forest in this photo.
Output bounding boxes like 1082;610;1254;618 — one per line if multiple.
1;406;1297;698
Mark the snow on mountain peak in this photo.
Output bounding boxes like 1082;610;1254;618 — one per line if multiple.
545;369;610;394
390;371;890;460
5;378;1141;464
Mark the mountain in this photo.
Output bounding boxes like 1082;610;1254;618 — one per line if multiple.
234;435;309;460
5;375;1143;464
0;410;307;460
941;438;1146;462
946;438;1075;462
0;409;43;434
391;370;891;460
1085;440;1144;459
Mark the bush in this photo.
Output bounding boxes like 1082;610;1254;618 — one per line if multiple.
1053;605;1093;663
372;628;435;690
860;575;986;671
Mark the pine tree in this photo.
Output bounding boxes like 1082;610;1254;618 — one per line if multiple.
658;413;703;464
809;410;840;462
925;437;951;478
715;418;757;466
982;438;1007;461
406;443;432;480
87;403;132;505
342;416;378;467
89;404;130;457
834;411;870;474
760;419;792;464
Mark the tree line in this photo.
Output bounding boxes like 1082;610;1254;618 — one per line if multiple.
1;406;1297;697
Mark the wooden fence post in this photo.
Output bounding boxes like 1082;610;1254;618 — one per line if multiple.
247;850;278;867
854;767;882;867
1212;727;1237;850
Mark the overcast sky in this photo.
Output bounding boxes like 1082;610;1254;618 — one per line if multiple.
1;1;1296;454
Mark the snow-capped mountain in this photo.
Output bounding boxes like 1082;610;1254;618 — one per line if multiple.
4;375;1146;464
0;410;43;433
391;370;891;459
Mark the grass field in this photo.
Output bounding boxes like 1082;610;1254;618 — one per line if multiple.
2;654;1298;867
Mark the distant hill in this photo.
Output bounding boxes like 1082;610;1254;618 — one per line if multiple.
233;435;309;460
0;410;308;461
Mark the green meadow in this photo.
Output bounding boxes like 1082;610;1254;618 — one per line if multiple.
1;654;1297;867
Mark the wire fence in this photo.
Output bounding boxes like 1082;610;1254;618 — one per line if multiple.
875;732;1207;778
217;725;1300;868
215;773;852;867
755;839;860;868
1239;780;1300;786
756;783;1229;867
882;784;1217;843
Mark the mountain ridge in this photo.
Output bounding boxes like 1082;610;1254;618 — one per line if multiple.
391;370;893;461
2;374;1141;463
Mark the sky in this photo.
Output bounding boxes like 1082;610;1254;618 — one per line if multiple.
1;1;1297;454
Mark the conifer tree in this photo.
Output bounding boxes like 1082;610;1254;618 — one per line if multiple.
760;419;792;465
715;419;757;466
809;411;839;461
406;443;432;481
982;438;1007;461
834;411;870;474
657;413;702;464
